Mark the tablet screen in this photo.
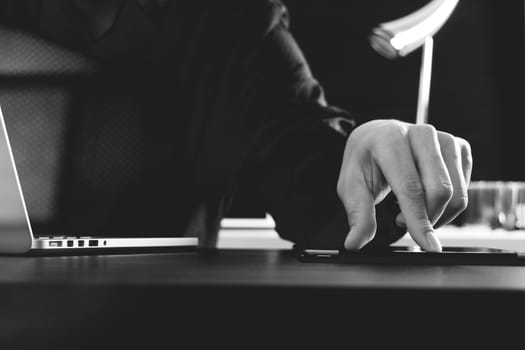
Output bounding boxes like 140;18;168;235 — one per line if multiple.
298;246;524;266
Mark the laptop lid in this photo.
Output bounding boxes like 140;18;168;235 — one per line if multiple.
0;105;34;253
0;105;199;253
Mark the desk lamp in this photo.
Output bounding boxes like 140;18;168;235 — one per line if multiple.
369;0;459;124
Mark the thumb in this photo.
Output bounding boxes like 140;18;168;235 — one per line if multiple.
340;182;377;250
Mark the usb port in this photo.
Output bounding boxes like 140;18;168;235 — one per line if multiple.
49;241;62;247
88;240;98;247
78;240;85;247
67;240;74;247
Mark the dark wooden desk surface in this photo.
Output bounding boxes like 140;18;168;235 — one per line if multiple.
1;249;522;347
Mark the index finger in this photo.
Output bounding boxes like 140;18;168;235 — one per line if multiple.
374;133;442;252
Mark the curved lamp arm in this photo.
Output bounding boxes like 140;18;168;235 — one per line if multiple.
370;0;459;59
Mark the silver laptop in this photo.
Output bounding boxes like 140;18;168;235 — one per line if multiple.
0;105;197;254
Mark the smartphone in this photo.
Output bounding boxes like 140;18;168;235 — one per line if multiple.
297;246;525;266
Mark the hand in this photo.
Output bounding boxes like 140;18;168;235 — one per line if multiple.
337;119;473;252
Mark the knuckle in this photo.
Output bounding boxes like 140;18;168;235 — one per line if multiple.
439;132;460;160
438;131;456;149
449;193;469;213
456;136;470;148
374;123;407;155
458;138;473;162
383;122;407;140
439;131;455;141
411;124;437;137
465;150;473;165
464;153;473;170
428;181;454;204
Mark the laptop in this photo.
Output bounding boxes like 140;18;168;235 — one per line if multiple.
0;105;197;254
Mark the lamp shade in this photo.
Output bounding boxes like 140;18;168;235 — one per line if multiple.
370;0;459;59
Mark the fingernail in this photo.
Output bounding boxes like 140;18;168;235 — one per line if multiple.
425;231;442;252
344;231;362;251
344;229;372;251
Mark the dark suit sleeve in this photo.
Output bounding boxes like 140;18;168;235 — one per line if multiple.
237;1;406;250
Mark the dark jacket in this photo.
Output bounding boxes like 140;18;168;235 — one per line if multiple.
0;0;405;248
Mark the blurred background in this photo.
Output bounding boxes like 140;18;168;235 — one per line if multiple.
227;0;525;218
0;0;523;225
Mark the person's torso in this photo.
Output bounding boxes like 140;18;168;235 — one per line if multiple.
0;0;280;245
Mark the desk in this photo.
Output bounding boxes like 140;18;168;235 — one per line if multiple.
0;246;523;347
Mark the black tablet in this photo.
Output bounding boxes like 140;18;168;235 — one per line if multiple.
297;246;525;266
